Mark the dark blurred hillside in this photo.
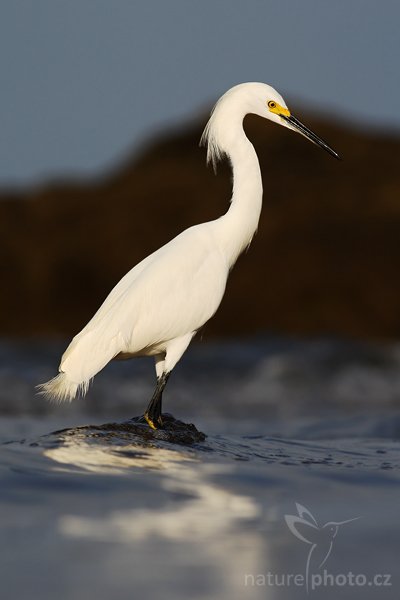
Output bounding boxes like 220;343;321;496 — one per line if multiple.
1;112;400;340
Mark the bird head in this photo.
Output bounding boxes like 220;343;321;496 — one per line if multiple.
201;82;339;170
322;517;360;540
245;82;340;159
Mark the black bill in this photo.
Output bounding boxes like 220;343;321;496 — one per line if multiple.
281;114;340;160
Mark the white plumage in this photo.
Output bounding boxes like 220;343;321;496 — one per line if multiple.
38;82;338;428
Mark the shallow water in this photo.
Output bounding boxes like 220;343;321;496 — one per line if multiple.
1;337;400;599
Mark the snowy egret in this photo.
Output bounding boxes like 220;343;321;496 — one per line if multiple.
38;82;339;429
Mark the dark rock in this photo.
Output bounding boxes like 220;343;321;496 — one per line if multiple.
52;413;206;445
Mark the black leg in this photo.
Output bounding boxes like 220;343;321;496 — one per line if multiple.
144;372;170;429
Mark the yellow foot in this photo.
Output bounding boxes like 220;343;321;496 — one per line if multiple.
144;412;163;430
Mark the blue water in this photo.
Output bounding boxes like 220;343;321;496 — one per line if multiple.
1;336;399;599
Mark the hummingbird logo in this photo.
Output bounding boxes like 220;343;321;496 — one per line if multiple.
284;503;359;592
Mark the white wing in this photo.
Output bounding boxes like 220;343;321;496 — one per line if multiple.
60;222;228;382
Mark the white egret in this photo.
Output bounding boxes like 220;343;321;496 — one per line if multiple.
38;82;338;429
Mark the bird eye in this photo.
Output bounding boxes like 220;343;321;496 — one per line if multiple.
268;101;276;109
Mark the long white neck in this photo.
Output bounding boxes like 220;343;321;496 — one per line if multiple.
202;91;263;269
221;133;263;267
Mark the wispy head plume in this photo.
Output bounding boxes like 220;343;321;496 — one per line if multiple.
200;97;227;173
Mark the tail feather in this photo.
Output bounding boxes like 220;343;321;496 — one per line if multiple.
37;324;125;403
36;372;91;403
